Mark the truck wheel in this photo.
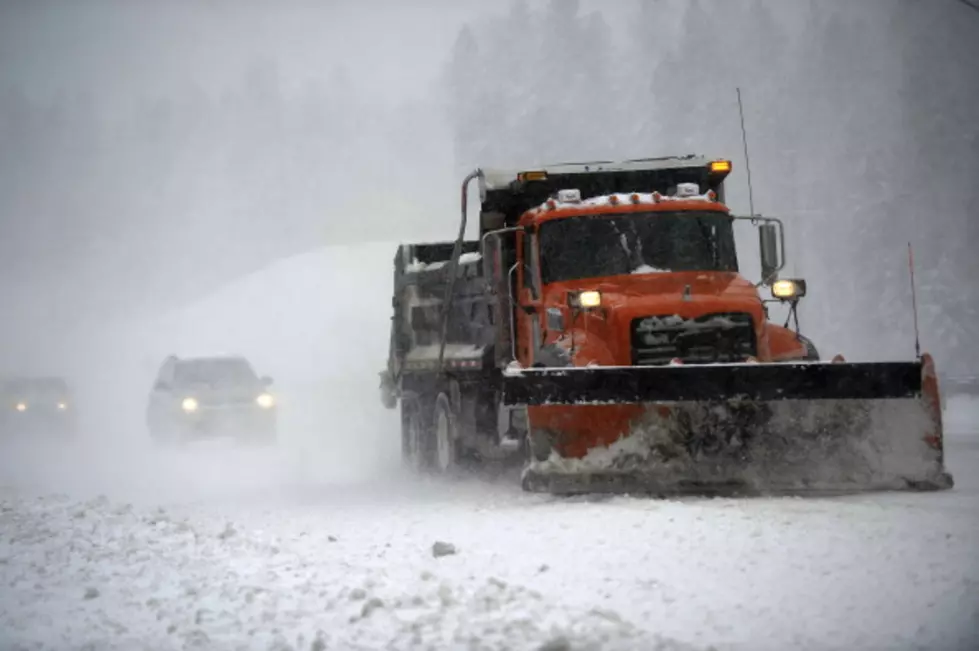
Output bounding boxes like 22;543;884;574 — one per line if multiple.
432;393;458;473
401;399;427;472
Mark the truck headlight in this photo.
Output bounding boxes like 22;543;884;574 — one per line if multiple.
570;290;602;309
579;291;602;308
15;402;27;412
256;393;275;409
181;397;199;413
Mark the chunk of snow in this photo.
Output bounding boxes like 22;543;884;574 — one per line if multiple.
432;541;457;558
532;190;719;213
405;259;448;273
632;264;670;274
458;252;482;265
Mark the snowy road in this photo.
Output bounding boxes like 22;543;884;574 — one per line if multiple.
3;246;977;650
1;396;977;651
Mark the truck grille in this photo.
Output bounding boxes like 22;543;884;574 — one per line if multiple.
631;312;756;366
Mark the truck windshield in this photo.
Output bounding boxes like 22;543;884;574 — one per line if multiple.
538;211;738;284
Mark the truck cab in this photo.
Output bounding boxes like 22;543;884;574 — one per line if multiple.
504;166;816;372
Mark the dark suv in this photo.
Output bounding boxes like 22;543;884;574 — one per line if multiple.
1;376;77;439
146;355;277;444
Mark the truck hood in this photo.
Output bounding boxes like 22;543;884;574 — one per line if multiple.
543;271;766;365
551;271;764;320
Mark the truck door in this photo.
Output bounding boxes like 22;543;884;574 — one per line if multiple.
516;229;543;368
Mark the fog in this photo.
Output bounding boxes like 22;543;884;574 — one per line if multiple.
1;0;977;500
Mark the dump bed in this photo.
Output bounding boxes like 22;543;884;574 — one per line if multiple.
387;240;498;379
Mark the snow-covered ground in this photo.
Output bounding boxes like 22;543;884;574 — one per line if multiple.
2;244;977;650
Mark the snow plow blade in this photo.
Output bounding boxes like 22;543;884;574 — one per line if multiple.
503;357;953;496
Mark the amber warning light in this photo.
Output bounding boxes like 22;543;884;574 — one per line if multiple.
709;160;732;173
517;170;548;182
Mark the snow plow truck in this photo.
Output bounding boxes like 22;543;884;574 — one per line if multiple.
379;155;954;496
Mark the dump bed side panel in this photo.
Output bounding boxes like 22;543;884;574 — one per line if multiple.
388;241;498;377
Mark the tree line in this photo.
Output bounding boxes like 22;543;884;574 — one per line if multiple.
442;0;979;375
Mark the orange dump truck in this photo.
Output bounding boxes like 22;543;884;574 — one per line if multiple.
380;155;953;496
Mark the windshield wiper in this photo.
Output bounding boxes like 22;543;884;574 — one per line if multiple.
695;219;719;268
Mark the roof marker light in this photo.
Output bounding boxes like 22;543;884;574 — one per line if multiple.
608;195;620;206
518;170;548;182
652;191;662;203
676;182;700;198
707;190;718;202
630;193;641;205
709;160;732;173
557;189;581;203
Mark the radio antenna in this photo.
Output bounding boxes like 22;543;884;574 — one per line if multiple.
908;242;922;359
736;87;756;217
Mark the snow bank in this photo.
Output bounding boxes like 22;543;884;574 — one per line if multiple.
3;458;979;651
0;491;695;651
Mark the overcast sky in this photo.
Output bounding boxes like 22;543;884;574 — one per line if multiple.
0;0;650;109
0;0;497;106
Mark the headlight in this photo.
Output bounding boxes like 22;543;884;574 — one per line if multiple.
181;397;199;413
57;402;68;411
575;290;602;309
256;393;275;409
15;402;27;412
772;278;807;300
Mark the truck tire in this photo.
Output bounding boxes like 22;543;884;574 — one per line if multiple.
401;398;427;472
432;392;458;473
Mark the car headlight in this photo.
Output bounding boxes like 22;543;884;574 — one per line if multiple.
57;402;68;411
15;402;27;412
181;397;199;413
772;278;807;300
256;393;275;409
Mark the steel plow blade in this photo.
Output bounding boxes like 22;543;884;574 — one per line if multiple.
502;361;924;405
507;360;954;497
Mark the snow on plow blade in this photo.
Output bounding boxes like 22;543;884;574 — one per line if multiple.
503;360;954;496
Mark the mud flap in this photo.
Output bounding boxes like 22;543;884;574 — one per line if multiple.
503;359;954;496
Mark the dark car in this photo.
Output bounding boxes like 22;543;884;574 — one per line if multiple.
0;376;78;438
146;355;278;445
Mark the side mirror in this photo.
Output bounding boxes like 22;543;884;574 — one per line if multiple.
759;223;780;284
260;376;273;386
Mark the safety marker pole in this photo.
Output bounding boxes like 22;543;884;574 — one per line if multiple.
908;242;922;359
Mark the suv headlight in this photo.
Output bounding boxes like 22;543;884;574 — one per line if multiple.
256;393;275;409
181;397;199;413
